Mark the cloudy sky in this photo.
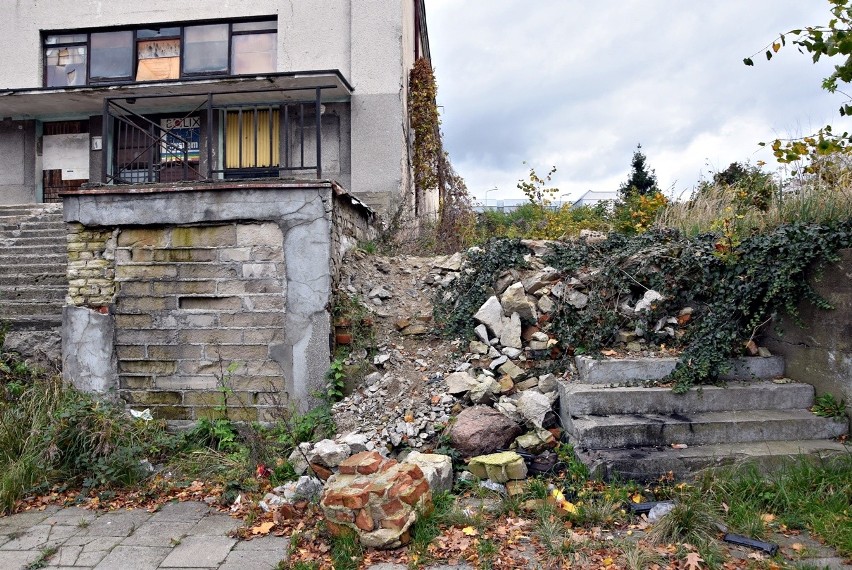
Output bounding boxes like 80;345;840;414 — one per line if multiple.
426;1;845;203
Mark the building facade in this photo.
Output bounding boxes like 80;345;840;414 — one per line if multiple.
0;0;430;214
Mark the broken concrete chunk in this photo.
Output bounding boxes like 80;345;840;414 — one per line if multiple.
635;289;663;313
308;439;352;468
537;373;557;394
474;296;505;338
474;324;490;344
445;371;478;395
500;312;523;349
368;286;393;299
469;340;490;355
516;390;551;429
500;282;537;323
468;451;528;483
566;290;589;309
498;359;525;380
403;451;453;494
537;295;555;314
522;267;560;295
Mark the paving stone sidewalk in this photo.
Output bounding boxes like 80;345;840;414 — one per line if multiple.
0;502;475;570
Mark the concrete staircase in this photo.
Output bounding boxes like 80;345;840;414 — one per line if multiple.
558;356;850;481
0;203;66;364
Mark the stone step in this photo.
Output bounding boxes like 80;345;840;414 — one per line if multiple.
0;300;65;317
575;355;785;384
0;273;67;286
558;381;815;421
0;221;65;232
0;263;66;276
0;286;68;301
0;235;67;247
578;439;852;482
0;253;67;265
0;244;67;255
570;409;848;450
3;315;63;330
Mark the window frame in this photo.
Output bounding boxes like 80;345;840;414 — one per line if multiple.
42;17;277;88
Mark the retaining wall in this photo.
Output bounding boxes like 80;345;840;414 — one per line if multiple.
62;181;374;422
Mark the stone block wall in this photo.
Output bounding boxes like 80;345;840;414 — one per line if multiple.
331;187;377;284
112;222;287;421
62;183;375;421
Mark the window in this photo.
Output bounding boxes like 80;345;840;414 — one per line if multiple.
43;19;277;87
44;34;87;87
224;108;280;174
183;24;229;75
90;31;134;81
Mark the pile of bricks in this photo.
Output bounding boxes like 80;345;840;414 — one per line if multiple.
320;451;432;549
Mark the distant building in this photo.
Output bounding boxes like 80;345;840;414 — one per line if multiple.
572;190;618;209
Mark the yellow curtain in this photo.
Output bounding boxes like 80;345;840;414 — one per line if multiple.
225;109;280;169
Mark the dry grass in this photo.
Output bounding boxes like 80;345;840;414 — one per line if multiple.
657;181;852;236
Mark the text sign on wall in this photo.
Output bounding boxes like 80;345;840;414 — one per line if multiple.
161;117;200;163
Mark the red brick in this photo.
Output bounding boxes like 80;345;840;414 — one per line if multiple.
378;458;398;472
381;512;411;533
321;491;345;508
399;479;430;506
330;510;354;523
338;451;381;472
342;489;369;510
355;508;374;532
381;498;405;518
338;463;358;475
387;475;414;500
356;454;384;475
310;463;333;481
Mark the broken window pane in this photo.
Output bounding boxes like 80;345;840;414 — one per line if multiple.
183;24;229;74
232;33;277;75
45;46;87;86
45;34;87;45
90;30;134;80
136;39;181;81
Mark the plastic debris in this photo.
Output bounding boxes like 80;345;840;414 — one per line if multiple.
130;408;153;421
647;501;676;523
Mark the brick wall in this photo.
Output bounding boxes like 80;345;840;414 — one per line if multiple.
331;189;377;284
68;221;289;421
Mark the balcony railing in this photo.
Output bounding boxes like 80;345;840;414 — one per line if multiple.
103;86;332;184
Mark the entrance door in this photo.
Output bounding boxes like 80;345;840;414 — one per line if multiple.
42;120;89;203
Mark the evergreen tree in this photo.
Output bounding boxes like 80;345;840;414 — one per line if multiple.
618;144;659;200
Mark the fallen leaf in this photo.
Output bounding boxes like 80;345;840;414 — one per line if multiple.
760;513;776;523
461;526;478;536
685;551;704;570
791;542;804;552
631;493;643;503
251;521;275;535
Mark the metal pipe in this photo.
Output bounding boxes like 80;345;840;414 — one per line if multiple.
315;87;322;179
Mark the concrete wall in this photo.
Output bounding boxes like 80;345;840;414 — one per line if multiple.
763;248;852;419
61;182;371;420
0;0;420;214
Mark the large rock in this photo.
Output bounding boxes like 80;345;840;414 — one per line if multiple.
403;451;453;494
500;282;537;323
473;296;505;338
449;405;522;457
321;451;432;549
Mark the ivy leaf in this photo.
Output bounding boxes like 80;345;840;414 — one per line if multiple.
766;50;773;61
743;57;754;66
772;42;781;53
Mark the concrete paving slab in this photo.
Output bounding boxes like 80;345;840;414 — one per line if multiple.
0;507;59;530
218;549;286;570
122;521;195;547
188;514;241;536
231;535;289;552
80;510;152;537
0;523;79;551
0;549;41;569
43;507;98;526
93;545;171;570
158;535;236;568
149;502;211;523
49;535;119;568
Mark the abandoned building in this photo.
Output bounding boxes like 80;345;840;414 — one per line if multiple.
0;0;432;419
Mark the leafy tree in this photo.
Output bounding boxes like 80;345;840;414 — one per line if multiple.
618;144;659;200
745;0;852;164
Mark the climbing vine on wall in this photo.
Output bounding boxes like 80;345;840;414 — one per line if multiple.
408;58;474;253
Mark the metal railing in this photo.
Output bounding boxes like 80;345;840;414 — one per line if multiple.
103;86;332;184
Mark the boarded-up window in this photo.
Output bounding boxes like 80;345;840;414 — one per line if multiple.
136;39;180;81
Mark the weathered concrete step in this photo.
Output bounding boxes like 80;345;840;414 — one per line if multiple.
575;355;785;384
0;244;66;255
0;264;67;276
3;315;63;330
0;235;67;247
579;440;852;482
0;223;65;233
0;228;66;238
571;409;848;449
0;287;67;301
0;253;67;265
558;381;815;419
0;274;67;286
0;301;65;317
